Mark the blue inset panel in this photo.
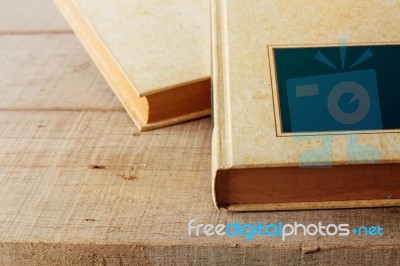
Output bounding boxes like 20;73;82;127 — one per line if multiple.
274;45;400;133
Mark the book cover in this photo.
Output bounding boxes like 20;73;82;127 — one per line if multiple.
212;0;400;211
55;0;211;130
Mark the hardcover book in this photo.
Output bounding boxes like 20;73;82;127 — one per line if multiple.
212;0;400;211
55;0;211;130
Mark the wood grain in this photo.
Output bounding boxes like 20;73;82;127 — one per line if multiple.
0;34;122;111
0;0;399;264
0;0;70;33
0;112;399;264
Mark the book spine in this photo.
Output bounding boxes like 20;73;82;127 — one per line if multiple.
211;0;230;209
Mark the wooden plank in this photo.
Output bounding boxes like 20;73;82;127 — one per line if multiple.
0;0;70;33
0;0;399;264
0;34;123;111
0;112;399;264
1;243;398;265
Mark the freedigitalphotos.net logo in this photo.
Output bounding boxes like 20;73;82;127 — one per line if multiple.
188;220;383;241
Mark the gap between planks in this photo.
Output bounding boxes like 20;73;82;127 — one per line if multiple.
0;30;73;36
0;108;125;113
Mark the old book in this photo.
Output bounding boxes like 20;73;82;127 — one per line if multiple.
212;0;400;211
55;0;211;130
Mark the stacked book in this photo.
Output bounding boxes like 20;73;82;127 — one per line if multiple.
56;0;400;211
55;0;211;131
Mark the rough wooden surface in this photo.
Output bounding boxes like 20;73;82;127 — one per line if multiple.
0;0;71;33
0;34;122;111
0;0;399;265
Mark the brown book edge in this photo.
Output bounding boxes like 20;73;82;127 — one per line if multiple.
55;0;211;131
227;200;400;212
214;164;400;212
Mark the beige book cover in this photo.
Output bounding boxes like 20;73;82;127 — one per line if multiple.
212;0;400;211
55;0;211;131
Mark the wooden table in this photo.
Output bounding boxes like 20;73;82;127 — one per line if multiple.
0;1;399;265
